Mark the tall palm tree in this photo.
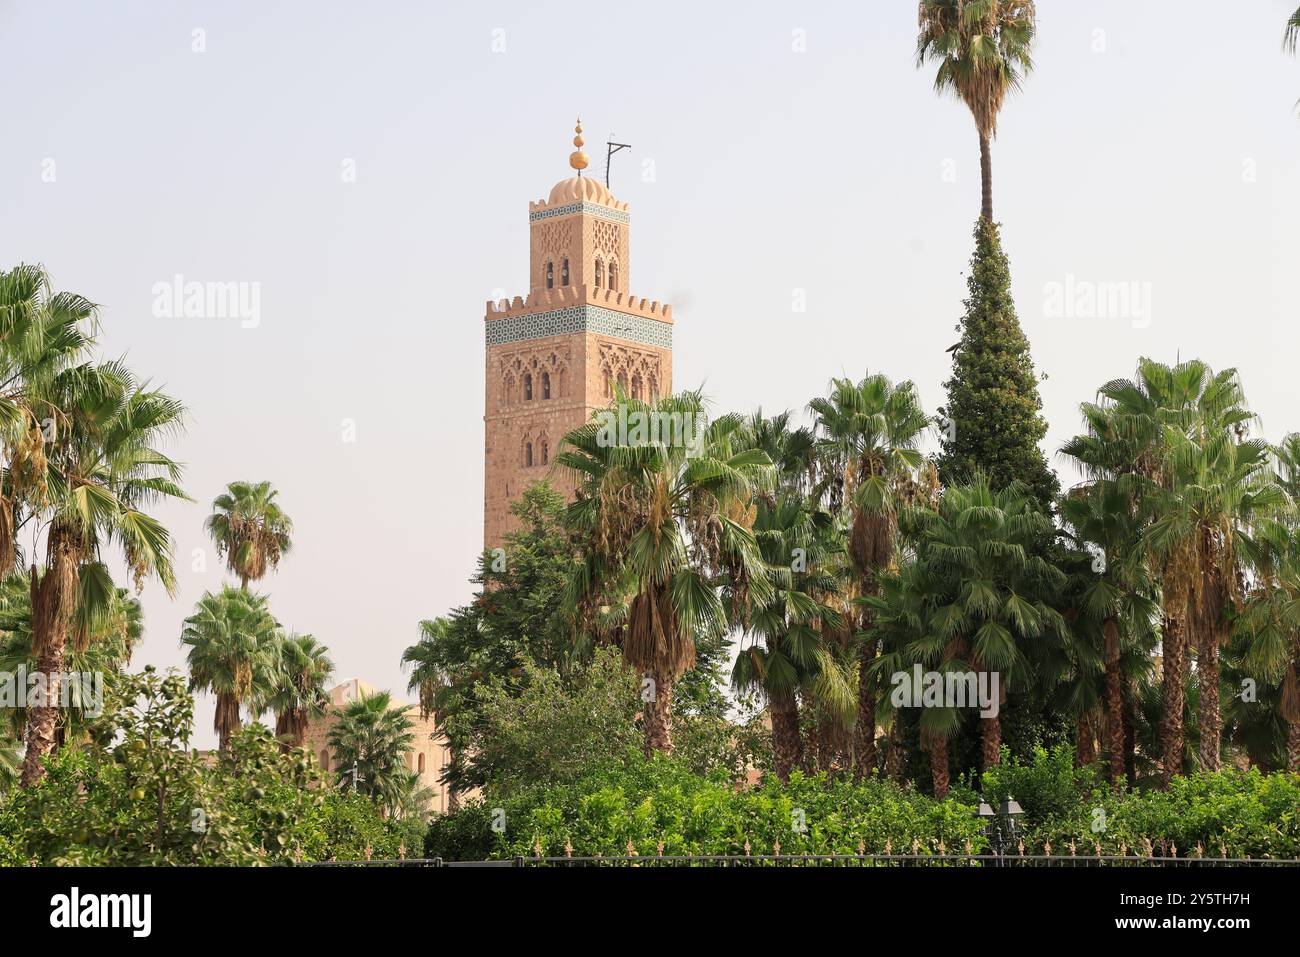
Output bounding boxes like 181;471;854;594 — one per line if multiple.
205;480;293;589
268;632;333;749
0;265;99;577
327;690;419;816
809;373;930;777
1145;421;1278;772
916;0;1037;221
181;586;281;751
559;389;773;756
21;362;188;786
1064;358;1248;785
1287;7;1300;53
1236;434;1300;770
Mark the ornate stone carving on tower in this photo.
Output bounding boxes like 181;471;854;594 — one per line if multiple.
483;119;673;546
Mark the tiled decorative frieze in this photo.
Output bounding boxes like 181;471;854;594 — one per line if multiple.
486;305;671;349
529;202;630;225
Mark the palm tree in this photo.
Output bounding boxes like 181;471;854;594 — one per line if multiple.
866;558;959;795
1058;479;1159;782
905;476;1066;770
916;0;1037;221
402;617;451;721
205;480;293;589
268;633;333;749
0;264;99;576
181;586;281;751
1145;424;1278;772
732;494;849;781
559;388;773;756
327;690;419;816
0;568;141;747
809;373;930;777
1287;7;1300;53
1064;358;1250;785
1235;434;1300;770
21;362;188;786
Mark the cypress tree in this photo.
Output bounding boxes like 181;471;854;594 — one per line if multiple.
936;219;1058;508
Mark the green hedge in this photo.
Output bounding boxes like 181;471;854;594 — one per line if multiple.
425;751;988;860
979;746;1300;859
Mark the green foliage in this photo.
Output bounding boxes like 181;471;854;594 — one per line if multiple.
426;751;987;861
979;744;1103;831
326;690;425;817
977;746;1300;859
937;220;1057;508
450;647;639;794
449;646;760;795
0;668;409;864
405;482;579;791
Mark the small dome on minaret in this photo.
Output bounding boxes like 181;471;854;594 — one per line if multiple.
547;175;617;206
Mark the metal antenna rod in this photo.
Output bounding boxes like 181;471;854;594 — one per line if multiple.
605;138;632;189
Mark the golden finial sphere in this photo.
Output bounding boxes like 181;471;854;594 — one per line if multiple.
568;117;588;170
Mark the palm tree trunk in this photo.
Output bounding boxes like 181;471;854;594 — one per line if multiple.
770;692;803;783
20;647;64;787
1123;677;1139;785
1288;719;1300;774
1075;714;1096;765
980;714;1001;769
1197;624;1224;772
1159;612;1187;788
21;528;81;788
927;733;950;799
643;666;674;756
885;730;907;783
855;640;877;779
978;131;993;222
216;692;241;752
1103;618;1125;784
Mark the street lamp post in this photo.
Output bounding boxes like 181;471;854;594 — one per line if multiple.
976;796;1024;865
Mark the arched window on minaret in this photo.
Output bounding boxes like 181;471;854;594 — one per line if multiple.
525;441;534;467
609;261;619;292
631;374;642;400
618;372;629;394
594;258;604;289
523;373;533;401
545;261;554;289
541;371;551;399
540;438;549;465
561;258;570;286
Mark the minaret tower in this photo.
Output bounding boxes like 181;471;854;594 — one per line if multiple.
483;119;673;546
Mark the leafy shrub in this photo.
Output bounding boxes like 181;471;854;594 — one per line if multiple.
978;744;1102;836
975;746;1300;859
426;750;987;860
0;668;416;864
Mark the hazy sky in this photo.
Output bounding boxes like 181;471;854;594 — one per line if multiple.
2;1;1298;748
